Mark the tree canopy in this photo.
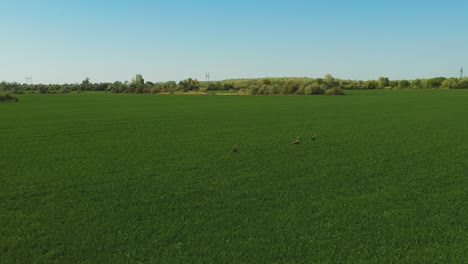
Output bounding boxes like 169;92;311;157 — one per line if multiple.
2;74;468;96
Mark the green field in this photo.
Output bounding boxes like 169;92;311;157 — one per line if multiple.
1;90;467;263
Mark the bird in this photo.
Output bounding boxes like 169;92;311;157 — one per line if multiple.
232;145;239;153
292;136;300;145
309;135;317;141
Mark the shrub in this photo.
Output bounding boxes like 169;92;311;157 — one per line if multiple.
304;86;313;95
199;86;208;93
311;85;325;95
454;79;468;89
268;84;280;95
247;86;259;95
0;92;19;102
178;78;200;91
325;88;345;95
296;86;306;95
58;87;71;94
150;87;160;94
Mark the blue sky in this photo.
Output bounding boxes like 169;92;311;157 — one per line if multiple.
1;0;467;83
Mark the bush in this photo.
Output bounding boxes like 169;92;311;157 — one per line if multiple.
454;79;468;89
325;88;345;96
247;86;259;95
199;86;208;93
0;92;19;102
268;84;280;95
303;85;325;95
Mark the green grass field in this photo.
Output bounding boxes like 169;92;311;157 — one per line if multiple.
1;90;467;263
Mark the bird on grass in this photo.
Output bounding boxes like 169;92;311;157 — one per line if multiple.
292;136;300;145
232;145;239;153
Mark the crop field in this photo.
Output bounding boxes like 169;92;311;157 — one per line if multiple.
1;90;467;263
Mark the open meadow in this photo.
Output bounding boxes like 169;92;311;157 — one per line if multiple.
1;90;467;262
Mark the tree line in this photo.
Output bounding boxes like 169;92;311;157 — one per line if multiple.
1;74;468;95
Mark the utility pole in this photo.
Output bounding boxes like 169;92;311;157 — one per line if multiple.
205;72;210;82
461;67;464;79
25;76;32;85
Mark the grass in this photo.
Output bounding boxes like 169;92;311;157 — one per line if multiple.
1;90;467;263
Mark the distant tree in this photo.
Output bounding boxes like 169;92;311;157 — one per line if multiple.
412;79;423;88
5;75;465;95
178;78;200;91
0;92;19;102
324;74;337;88
378;77;390;89
38;86;48;94
80;77;92;91
441;78;458;89
389;80;399;88
107;81;125;93
325;87;345;95
268;84;281;94
364;80;378;89
155;81;178;93
340;79;359;90
261;78;272;85
281;80;300;94
398;80;411;89
166;81;178;92
129;74;145;93
454;78;468;89
425;77;446;88
132;74;145;86
304;84;325;95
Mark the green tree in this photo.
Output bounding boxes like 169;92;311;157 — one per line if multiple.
398;80;411;89
261;78;272;85
324;74;337;88
178;78;200;91
378;77;390;89
412;79;423;88
132;74;145;86
80;77;92;91
130;74;145;93
364;80;378;89
441;78;458;89
389;80;398;88
425;77;446;88
107;81;125;93
454;79;468;89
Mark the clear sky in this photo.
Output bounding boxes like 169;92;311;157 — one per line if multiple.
1;0;467;83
